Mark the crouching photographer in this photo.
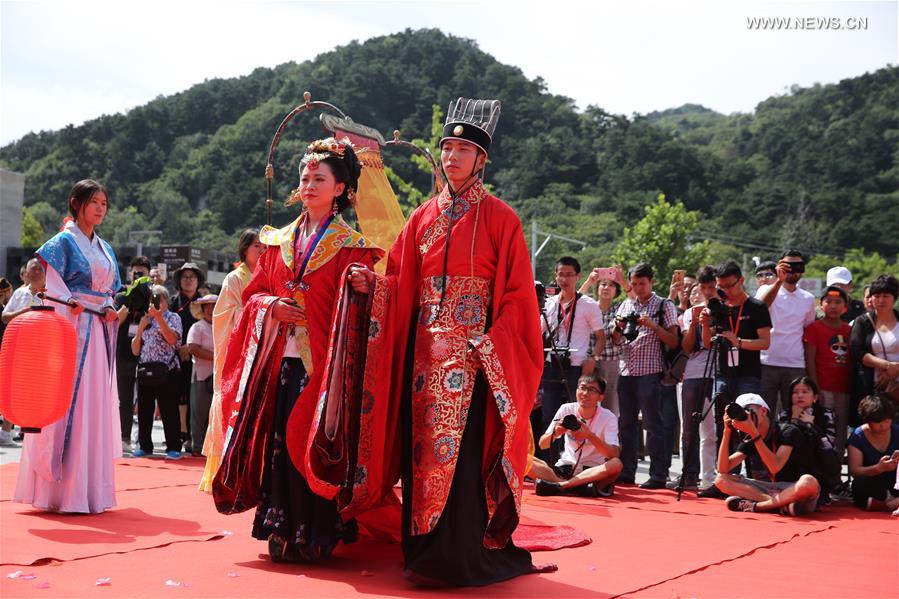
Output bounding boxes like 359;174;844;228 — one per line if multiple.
531;372;622;497
715;393;820;516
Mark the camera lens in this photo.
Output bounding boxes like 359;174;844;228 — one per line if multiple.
725;402;748;421
561;414;582;431
622;313;640;342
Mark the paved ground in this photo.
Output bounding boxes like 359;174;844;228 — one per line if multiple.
0;418;175;466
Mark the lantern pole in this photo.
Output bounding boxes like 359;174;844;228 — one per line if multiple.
37;292;106;316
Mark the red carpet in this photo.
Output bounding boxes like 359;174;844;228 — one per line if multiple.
2;460;897;598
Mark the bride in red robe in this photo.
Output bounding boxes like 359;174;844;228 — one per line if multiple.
348;98;555;586
213;138;383;563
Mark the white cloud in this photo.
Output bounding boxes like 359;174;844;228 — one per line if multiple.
1;0;896;145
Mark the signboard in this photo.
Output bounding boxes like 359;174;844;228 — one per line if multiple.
160;245;207;276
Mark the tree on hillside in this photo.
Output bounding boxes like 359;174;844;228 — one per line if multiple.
0;30;895;259
21;208;44;247
806;249;899;289
612;195;713;292
26;201;63;239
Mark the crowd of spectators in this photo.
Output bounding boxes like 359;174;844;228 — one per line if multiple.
1;241;897;517
535;253;899;516
0;248;228;460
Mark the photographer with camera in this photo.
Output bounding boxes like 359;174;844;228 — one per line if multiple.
540;257;605;443
715;393;821;515
131;285;183;459
611;263;679;488
579;265;629;416
532;372;622;497
674;266;719;491
696;262;772;497
757;250;817;414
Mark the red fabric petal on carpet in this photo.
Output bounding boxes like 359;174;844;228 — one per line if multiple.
512;523;591;551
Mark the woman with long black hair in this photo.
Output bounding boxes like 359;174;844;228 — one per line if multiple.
213;139;383;563
14;179;122;513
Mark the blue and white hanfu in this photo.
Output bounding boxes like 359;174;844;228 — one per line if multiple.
14;220;122;513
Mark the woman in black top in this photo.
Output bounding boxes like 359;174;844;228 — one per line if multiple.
170;262;204;452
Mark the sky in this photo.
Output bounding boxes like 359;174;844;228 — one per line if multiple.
1;0;897;146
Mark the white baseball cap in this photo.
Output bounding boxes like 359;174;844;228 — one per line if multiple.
826;266;852;286
735;393;768;411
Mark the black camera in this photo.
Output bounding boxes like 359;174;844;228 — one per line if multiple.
785;260;805;274
554;464;575;480
560;414;582;431
151;292;161;310
620;312;640;342
535;281;546;312
725;402;748;422
705;296;729;333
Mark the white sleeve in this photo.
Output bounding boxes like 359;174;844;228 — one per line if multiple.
42;262;74;306
602;412;619;447
544;403;570;437
2;288;24;314
585;301;604;332
804;299;817;326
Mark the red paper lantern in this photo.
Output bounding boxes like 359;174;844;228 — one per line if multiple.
0;306;77;432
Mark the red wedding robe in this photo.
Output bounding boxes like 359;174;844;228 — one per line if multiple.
376;179;542;549
213;214;382;514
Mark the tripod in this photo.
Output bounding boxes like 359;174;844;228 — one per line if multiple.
673;333;732;501
540;310;577;403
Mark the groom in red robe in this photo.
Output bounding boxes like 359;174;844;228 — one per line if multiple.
350;97;554;586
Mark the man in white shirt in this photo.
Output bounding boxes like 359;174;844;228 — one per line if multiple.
539;257;605;447
532;372;622;497
756;250;817;414
1;259;45;324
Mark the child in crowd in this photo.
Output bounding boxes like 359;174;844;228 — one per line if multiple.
803;286;853;459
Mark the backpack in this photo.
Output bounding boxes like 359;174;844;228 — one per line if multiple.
657;299;686;385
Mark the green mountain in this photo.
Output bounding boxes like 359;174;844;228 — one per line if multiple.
2;28;897;270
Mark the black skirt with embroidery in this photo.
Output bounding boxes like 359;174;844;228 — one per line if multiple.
402;373;534;585
251;358;355;561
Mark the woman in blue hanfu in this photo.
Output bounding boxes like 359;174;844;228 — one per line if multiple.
14;179;123;514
